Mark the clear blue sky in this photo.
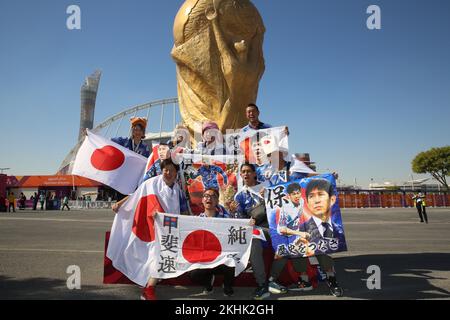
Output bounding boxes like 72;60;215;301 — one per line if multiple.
0;0;449;186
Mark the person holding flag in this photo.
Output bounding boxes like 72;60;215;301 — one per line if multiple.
196;121;227;156
189;188;235;297
296;178;345;297
241;104;272;133
108;158;183;300
229;163;271;300
111;117;150;158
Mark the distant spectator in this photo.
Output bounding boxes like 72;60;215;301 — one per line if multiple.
18;193;26;210
32;192;38;210
0;195;6;212
7;192;15;213
39;192;45;210
412;192;428;224
61;195;70;211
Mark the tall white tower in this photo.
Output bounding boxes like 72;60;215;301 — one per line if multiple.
78;70;102;141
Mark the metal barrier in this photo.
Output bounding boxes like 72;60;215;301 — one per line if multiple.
68;200;115;209
337;192;449;208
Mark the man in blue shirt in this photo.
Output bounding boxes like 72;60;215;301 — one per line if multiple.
241;104;272;133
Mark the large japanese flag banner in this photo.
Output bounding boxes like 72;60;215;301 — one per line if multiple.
265;174;347;258
224;126;289;164
72;130;147;195
180;154;243;215
106;175;181;286
152;213;253;279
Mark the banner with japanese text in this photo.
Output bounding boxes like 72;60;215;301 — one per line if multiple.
151;213;253;279
265;174;347;257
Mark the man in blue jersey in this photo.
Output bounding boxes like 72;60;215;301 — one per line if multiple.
229;163;270;300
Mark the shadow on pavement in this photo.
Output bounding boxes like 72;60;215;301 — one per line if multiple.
0;276;130;300
331;252;450;299
1;253;449;300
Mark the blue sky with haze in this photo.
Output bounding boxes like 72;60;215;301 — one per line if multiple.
0;0;449;186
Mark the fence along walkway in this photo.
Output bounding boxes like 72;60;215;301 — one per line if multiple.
338;192;449;208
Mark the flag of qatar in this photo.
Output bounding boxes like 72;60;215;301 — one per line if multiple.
72;130;147;195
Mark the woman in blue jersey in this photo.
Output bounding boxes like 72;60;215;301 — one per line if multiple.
111;117;150;158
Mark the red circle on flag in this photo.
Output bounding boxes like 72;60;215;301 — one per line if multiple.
90;146;125;171
182;230;222;263
253;229;261;236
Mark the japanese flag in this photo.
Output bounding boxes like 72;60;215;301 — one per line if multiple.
252;226;267;241
151;213;253;279
145;145;160;173
106;175;181;286
72;130;147;195
227;126;289;162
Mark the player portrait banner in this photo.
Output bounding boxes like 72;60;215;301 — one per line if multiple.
265;174;347;258
224;126;289;164
152;213;253;279
180;154;242;215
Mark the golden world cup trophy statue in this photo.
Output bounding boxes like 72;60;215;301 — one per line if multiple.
172;0;265;140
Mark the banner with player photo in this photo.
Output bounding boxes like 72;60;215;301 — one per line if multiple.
265;174;347;257
224;126;289;164
180;154;243;215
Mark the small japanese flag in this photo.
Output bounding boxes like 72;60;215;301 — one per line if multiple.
72;130;147;195
252;227;267;241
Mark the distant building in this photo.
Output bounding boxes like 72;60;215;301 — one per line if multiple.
79;70;102;141
368;178;446;192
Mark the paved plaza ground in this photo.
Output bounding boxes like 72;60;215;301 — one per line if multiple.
0;207;449;300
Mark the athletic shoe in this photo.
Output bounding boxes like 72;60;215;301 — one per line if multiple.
254;284;270;300
289;278;313;292
201;275;215;295
268;280;288;294
223;285;234;297
326;276;344;297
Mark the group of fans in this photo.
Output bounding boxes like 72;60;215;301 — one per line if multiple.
108;103;342;300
